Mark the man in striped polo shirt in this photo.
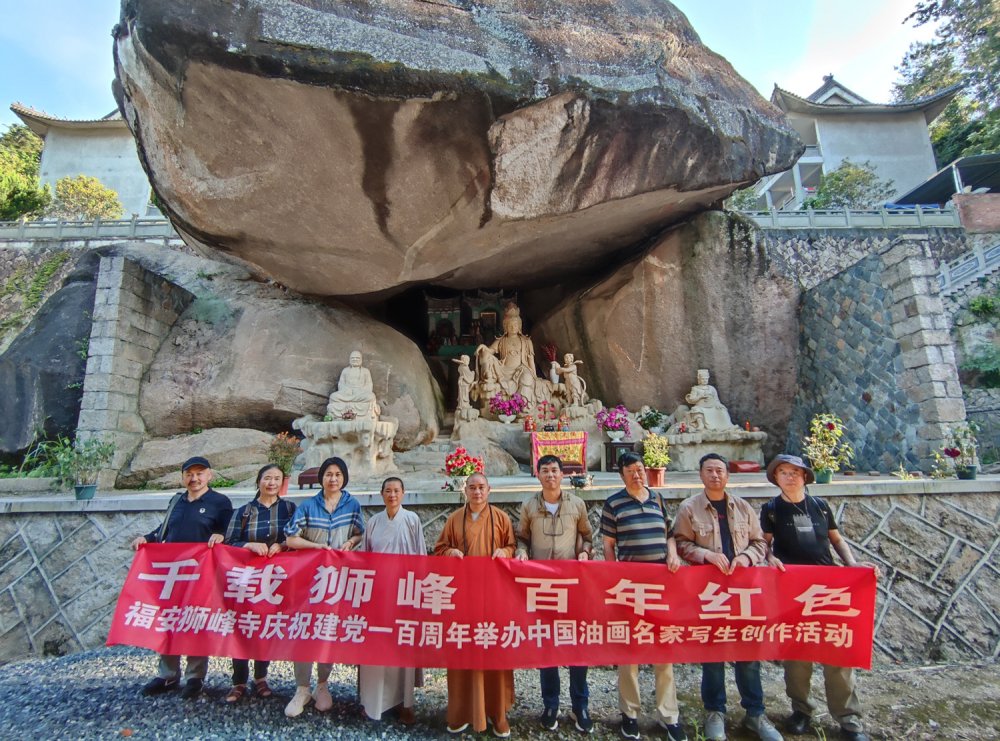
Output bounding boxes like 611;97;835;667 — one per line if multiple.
601;452;687;741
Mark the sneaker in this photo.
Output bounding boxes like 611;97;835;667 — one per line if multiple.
140;676;179;696
744;713;783;741
657;719;689;741
312;681;333;712
785;711;810;735
539;707;559;731
447;722;469;734
705;710;726;740
621;714;640;739
571;707;594;733
180;678;203;700
841;731;870;741
284;686;313;717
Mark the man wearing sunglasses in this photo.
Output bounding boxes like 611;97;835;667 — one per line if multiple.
516;455;594;733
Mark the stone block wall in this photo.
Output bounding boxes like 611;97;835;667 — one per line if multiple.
0;485;995;666
76;257;193;487
788;237;965;471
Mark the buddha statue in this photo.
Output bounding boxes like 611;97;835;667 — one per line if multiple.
326;350;381;420
669;368;738;433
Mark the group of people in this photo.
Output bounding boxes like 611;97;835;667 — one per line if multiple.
131;449;877;741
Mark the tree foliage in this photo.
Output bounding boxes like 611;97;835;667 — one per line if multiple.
802;160;896;210
725;187;760;210
893;0;1000;162
0;124;50;221
46;175;124;221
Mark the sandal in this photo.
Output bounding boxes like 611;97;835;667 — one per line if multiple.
225;684;248;703
253;678;273;698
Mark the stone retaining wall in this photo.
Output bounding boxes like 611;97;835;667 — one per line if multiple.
0;482;995;665
788;237;965;471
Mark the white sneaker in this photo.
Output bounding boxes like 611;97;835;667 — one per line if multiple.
312;681;333;711
744;713;783;741
284;686;313;717
705;710;727;740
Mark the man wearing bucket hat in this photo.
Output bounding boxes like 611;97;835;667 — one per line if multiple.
131;456;233;701
761;454;878;741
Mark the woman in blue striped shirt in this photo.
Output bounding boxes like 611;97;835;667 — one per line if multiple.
283;456;364;718
221;463;297;703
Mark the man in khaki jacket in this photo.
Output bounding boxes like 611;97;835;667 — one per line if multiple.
516;454;594;733
673;453;782;741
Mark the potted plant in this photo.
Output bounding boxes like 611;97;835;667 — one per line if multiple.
443;447;485;497
47;435;115;500
642;432;671;487
637;406;667;433
596;404;632;441
269;431;302;495
944;422;979;479
489;392;528;423
802;413;854;484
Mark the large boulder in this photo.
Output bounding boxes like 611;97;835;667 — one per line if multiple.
118;427;272;488
113;0;802;298
533;212;800;456
114;244;443;450
0;252;99;457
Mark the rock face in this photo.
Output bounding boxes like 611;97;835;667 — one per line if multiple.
139;296;443;450
118;427;272;488
114;0;802;299
0;253;98;456
533;212;801;457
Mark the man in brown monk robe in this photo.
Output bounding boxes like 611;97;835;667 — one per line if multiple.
434;473;516;737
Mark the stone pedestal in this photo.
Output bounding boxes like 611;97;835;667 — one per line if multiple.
293;414;398;482
665;430;767;471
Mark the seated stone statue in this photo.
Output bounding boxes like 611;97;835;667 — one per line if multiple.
668;368;737;433
326;350;381;420
475;303;537;407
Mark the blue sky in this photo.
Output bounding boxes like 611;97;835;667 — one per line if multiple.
0;0;936;130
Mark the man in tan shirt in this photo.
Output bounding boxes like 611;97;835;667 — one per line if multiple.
672;453;782;741
516;455;594;733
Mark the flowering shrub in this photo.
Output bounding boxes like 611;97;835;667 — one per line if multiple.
596;405;631;436
268;432;301;475
489;392;528;417
802;413;854;473
943;422;979;469
445;447;485;477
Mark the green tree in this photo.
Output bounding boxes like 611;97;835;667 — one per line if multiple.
0;124;50;221
893;0;1000;162
725;187;761;210
802;160;896;209
46;175;124;220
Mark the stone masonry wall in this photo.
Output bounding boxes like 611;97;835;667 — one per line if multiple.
789;237;965;471
76;257;193;487
0;485;995;666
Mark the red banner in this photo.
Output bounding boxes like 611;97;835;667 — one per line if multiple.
108;544;875;670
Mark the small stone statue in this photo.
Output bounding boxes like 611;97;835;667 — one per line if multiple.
452;354;475;412
555;353;588;407
326;350;381;420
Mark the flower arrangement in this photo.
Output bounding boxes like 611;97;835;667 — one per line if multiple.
596;404;631;437
642;432;671;469
489;392;529;417
943;422;979;471
269;431;302;475
445;447;485;477
536;400;557;423
802;413;854;473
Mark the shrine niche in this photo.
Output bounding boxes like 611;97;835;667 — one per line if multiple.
423;289;517;359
